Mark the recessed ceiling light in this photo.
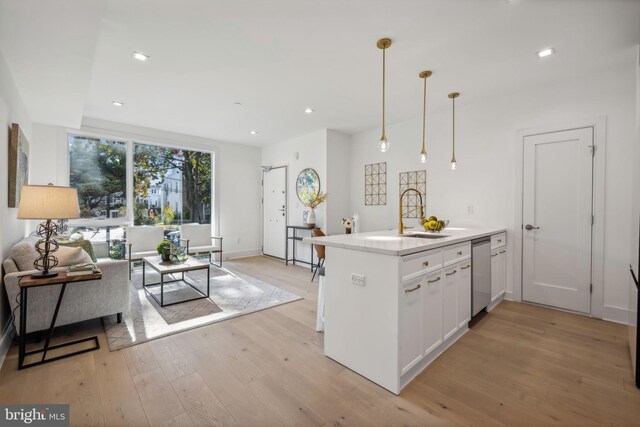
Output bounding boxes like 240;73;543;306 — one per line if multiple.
304;108;315;114
250;130;258;135
536;48;555;58
112;101;124;107
132;51;149;62
234;102;242;106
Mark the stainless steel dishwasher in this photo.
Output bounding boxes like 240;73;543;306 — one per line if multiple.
471;237;491;316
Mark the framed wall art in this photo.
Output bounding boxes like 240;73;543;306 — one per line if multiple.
365;162;386;206
399;170;426;217
8;123;30;208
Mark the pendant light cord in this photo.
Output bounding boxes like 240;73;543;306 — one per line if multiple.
381;47;386;140
422;76;427;153
452;96;456;161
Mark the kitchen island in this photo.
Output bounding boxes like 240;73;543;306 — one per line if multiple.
305;227;507;394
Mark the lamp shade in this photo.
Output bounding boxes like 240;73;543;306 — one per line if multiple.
17;184;80;219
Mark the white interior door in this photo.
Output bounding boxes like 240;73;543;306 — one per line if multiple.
263;166;287;258
522;127;593;313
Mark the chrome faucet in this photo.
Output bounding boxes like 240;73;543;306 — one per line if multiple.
399;188;426;235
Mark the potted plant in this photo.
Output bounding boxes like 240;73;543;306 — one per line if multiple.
157;240;172;262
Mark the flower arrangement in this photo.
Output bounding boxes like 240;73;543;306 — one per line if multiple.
342;217;354;234
305;192;327;209
157;240;173;262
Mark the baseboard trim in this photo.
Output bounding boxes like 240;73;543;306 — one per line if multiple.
0;321;13;371
223;249;262;260
602;305;629;325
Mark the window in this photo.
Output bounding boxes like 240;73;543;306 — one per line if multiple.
68;135;127;220
67;133;213;258
133;143;212;227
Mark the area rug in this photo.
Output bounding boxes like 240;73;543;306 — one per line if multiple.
103;265;302;350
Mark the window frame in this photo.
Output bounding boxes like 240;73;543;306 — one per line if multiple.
65;129;215;231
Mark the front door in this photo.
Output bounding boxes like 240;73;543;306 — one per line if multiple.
522;127;594;313
262;166;287;258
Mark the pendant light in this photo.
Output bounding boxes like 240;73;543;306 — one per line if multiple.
448;92;460;170
418;70;432;163
376;38;392;152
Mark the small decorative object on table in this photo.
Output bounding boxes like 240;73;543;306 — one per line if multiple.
342;217;354;234
303;192;327;228
156;240;173;262
420;215;449;233
170;245;187;264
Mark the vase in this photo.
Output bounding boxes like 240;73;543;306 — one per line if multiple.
161;252;171;262
345;228;352;234
306;208;316;228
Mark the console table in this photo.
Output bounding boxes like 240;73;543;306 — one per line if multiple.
285;225;317;271
18;271;102;370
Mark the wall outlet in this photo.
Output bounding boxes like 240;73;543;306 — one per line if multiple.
351;274;366;286
466;205;474;214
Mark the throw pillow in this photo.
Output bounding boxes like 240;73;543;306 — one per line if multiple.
56;246;93;267
56;239;97;262
10;237;40;271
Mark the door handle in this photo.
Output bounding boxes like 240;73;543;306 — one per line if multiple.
445;270;457;276
525;224;540;230
427;277;441;284
277;208;285;212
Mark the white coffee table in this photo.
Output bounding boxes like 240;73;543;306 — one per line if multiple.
142;255;210;307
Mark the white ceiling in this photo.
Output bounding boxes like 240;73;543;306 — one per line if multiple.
1;0;639;146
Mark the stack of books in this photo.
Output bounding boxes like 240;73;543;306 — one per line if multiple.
67;263;99;276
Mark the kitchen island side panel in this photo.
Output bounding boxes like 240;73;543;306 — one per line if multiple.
323;246;401;393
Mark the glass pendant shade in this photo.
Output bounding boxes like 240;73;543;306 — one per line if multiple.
419;151;427;163
378;138;389;153
450;160;457;170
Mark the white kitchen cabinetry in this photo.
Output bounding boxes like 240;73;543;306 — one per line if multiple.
442;265;459;340
491;239;507;301
457;260;472;327
399;276;424;375
316;228;506;395
423;270;444;354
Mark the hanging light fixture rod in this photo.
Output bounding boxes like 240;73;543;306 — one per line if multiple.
418;70;432;163
377;38;392;152
448;92;460;170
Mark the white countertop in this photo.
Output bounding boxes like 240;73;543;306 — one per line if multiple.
304;227;507;256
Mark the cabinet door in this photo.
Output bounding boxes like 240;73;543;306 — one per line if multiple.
458;260;472;327
423;271;443;354
442;266;458;340
491;249;500;301
498;249;507;296
399;277;424;375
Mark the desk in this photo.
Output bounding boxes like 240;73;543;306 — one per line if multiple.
18;271;102;370
285;225;317;271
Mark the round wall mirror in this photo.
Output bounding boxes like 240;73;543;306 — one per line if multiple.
296;168;321;205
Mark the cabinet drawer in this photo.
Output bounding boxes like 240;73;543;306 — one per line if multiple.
401;248;443;281
444;242;471;266
491;232;506;249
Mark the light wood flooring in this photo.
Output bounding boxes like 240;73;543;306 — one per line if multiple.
0;256;639;426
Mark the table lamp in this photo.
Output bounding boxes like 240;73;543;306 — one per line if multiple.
17;184;80;278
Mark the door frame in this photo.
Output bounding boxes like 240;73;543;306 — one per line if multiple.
513;117;606;318
261;164;288;259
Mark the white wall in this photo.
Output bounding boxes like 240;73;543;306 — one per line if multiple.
0;50;32;334
325;130;352;235
350;59;637;320
261;129;327;263
30;117;263;258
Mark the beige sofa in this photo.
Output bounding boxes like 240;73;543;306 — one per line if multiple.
2;236;129;334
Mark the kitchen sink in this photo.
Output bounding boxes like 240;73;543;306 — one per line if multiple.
400;233;450;239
